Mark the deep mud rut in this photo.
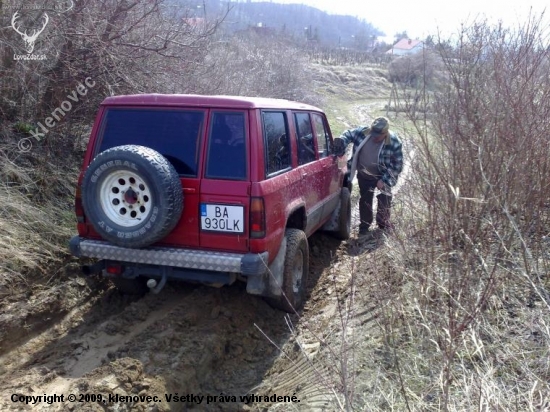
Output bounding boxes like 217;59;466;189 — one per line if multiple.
0;228;381;412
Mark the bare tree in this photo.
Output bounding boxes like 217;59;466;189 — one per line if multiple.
0;0;227;122
197;30;318;104
372;15;550;410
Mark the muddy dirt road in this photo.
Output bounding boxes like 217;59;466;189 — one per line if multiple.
0;228;382;412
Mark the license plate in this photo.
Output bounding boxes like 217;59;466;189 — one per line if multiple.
200;204;244;233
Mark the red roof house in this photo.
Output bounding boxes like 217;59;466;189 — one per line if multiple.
387;38;424;55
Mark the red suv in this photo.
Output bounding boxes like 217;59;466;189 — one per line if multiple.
70;94;351;312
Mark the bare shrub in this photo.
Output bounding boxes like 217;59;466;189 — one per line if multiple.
0;0;226;123
369;16;550;410
198;30;319;104
388;49;442;88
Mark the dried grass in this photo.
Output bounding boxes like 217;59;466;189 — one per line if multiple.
0;145;77;292
350;17;550;411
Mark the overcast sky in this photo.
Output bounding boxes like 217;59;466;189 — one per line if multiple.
255;0;549;42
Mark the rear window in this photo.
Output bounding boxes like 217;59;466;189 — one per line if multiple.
97;108;204;176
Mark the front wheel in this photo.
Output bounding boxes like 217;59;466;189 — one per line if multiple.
332;187;351;240
267;229;309;313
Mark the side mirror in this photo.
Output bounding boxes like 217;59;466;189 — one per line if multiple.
332;137;346;157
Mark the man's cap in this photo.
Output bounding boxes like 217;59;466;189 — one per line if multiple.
370;117;389;137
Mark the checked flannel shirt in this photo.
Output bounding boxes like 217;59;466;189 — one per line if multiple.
337;126;404;188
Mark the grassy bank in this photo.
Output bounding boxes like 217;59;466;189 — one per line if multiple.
0;130;80;294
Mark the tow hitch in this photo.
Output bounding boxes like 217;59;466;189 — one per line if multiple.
146;267;168;294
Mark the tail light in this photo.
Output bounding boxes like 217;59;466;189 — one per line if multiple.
75;185;86;224
105;263;124;275
250;197;265;238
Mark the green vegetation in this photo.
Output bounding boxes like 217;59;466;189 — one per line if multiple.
0;145;77;294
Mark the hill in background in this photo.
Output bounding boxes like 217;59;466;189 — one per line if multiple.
185;0;383;49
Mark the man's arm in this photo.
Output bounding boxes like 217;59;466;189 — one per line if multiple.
332;126;367;155
380;136;404;187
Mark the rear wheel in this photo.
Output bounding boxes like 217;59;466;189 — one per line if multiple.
267;229;309;313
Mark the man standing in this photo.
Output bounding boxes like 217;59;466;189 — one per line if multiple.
334;117;403;236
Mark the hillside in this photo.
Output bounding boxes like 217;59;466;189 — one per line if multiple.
188;0;383;49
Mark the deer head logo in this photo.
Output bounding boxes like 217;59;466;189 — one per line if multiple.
11;12;49;54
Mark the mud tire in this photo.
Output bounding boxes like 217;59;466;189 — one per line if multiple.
332;187;351;240
267;229;309;313
82;145;183;248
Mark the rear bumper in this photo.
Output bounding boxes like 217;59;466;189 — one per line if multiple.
69;236;269;277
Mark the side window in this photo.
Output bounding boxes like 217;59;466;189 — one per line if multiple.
312;113;329;158
206;111;247;180
262;111;290;176
294;112;316;165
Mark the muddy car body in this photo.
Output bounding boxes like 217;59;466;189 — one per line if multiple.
70;94;351;311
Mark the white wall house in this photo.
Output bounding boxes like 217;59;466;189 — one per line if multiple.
387;38;424;55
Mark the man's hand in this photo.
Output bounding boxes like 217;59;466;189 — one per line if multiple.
377;180;385;190
332;137;346;156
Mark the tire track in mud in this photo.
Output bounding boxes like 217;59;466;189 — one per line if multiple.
252;208;387;410
0;279;154;402
0;277;94;358
0;230;351;412
0;276;297;411
0;241;379;411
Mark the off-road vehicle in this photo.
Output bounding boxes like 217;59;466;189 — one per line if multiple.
70;94;351;312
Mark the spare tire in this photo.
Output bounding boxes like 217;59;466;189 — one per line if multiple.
81;145;183;248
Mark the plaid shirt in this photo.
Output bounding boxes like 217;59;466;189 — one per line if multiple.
338;126;403;187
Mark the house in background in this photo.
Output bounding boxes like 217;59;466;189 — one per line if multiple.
387;38;424;55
